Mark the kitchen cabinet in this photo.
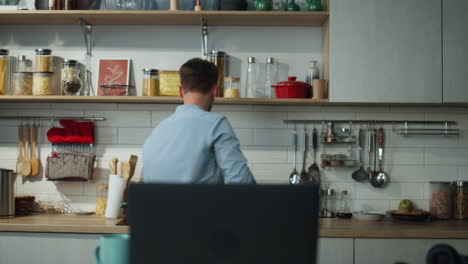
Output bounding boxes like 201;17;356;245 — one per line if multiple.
317;238;354;264
442;0;468;102
354;238;468;264
330;0;442;103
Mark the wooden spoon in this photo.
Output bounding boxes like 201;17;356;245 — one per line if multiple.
110;158;118;175
16;124;24;175
30;124;41;176
21;124;32;176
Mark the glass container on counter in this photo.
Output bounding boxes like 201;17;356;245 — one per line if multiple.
224;77;240;98
0;49;9;95
336;190;352;219
320;188;335;218
142;68;159;96
209;51;226;97
61;60;83;95
453;181;468;220
35;48;53;72
33;72;55;95
430;181;452;220
245;56;256;98
13;72;33;95
96;184;109;216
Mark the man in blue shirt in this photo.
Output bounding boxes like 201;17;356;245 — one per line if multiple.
143;58;256;184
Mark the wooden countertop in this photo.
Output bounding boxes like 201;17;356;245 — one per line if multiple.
1;215;468;238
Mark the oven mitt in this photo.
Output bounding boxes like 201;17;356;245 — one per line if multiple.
47;120;95;144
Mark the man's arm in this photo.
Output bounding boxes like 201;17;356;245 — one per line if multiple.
212;117;256;184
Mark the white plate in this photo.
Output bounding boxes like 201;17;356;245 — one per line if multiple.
353;211;385;221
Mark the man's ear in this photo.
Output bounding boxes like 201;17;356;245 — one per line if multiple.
179;85;184;98
212;84;218;97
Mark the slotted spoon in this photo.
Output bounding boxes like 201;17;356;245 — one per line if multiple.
289;129;300;185
308;128;320;184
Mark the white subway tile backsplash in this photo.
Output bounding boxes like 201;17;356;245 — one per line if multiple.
118;103;177;111
95;127;118;144
151;111;173;126
252;163;291;183
117;127;152;145
387;165;457;182
224;112;287;129
0;126;17;143
458;167;468;181
51;103;117;110
253;129;291;146
85;110;152;127
234;129;253;146
355;182;424;200
425;148;468;165
384;147;425;165
350;199;390;213
242;146;288;164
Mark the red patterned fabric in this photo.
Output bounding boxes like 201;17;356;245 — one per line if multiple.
47;120;95;144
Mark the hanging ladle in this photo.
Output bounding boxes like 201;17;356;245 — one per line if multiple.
352;128;367;182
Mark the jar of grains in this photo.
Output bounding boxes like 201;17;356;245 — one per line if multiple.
61;60;83;95
96;184;109;216
430;181;452;219
453;181;468;220
224;77;241;98
33;72;54;95
13;72;33;95
0;49;9;95
35;48;53;72
142;68;159;96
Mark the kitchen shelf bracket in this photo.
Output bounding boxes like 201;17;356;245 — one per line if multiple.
201;18;208;59
79;18;93;57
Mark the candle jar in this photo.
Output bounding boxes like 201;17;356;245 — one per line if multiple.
61;60;83;95
96;184;109;216
35;48;53;72
142;68;159;96
0;49;9;95
430;181;452;219
33;72;55;95
224;77;240;98
13;72;33;95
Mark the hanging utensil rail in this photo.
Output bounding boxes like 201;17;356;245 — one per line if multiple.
284;120;456;125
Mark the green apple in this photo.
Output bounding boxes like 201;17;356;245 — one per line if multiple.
398;199;414;212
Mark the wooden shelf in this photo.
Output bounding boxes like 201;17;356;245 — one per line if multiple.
0;96;329;105
0;10;329;26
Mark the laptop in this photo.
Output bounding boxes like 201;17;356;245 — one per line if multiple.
128;184;319;264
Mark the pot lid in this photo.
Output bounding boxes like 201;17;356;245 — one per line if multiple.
272;76;311;89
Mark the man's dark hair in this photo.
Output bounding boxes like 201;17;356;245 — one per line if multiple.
179;58;219;94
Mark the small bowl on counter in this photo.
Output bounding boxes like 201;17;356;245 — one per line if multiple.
353;211;386;221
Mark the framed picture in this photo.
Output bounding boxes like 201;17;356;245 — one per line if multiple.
97;59;130;96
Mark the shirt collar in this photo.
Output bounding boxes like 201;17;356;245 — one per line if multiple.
176;104;206;113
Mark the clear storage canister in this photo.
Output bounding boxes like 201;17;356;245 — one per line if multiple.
430;181;452;220
224;77;240;98
33;72;54;95
96;184;109;216
35;48;53;72
209;51;226;97
142;68;159;96
0;49;9;95
453;181;468;220
61;60;82;95
13;72;33;95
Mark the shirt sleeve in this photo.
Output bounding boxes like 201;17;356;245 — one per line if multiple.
212;117;256;184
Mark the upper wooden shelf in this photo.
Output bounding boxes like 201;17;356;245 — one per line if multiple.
0;10;329;26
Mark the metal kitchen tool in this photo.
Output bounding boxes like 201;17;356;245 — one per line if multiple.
367;129;374;180
289;129;300;185
21;123;32;176
308;128;321;184
16;123;24;175
370;127;389;188
300;128;310;183
352;129;367;182
0;169;15;219
30;123;41;176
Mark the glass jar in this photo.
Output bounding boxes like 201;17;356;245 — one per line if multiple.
265;57;276;98
142;68;159;96
453;181;468;220
61;60;83;95
245;56;256;98
33;72;54;95
13;72;33;95
430;181;452;220
17;55;31;72
209;51;226;97
35;48;53;72
224;77;240;98
96;184;109;216
0;49;9;95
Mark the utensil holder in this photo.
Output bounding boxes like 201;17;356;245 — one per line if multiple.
105;174;125;219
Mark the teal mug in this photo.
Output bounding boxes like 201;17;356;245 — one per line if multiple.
95;234;130;264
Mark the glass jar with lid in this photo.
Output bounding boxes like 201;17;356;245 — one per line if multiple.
142;68;159;96
453;181;468;220
224;77;240;98
430;181;452;219
13;72;33;95
33;72;55;95
35;48;53;72
96;184;109;216
61;60;83;95
209;51;226;97
0;49;9;95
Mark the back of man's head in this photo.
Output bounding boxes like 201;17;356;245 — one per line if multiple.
179;58;219;95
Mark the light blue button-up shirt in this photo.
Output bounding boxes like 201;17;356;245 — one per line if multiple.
143;104;256;184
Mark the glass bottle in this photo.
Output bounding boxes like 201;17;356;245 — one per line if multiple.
61;60;83;96
336;190;352;219
142;68;159;96
245;56;256;98
0;49;9;95
265;57;276;98
306;60;320;85
306;0;323;11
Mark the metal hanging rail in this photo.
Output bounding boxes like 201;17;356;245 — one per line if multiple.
283;120;457;125
0;116;106;121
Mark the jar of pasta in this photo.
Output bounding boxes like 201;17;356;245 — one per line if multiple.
61;60;82;95
0;49;9;95
209;51;226;97
13;72;33;95
35;48;53;72
224;77;240;98
33;72;54;95
96;184;109;216
453;181;468;220
430;181;452;219
142;68;159;96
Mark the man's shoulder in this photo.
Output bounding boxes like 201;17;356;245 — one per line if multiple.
199;111;227;124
